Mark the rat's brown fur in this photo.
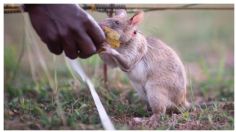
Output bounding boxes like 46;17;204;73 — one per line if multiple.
99;10;190;119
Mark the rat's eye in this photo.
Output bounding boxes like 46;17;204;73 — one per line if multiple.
114;20;120;25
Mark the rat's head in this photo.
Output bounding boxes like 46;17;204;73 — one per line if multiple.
99;10;144;44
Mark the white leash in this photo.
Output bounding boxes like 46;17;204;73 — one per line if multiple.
67;59;115;130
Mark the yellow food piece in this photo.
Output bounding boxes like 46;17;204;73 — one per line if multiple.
103;26;121;48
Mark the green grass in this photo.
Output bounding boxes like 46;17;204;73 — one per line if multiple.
4;6;234;130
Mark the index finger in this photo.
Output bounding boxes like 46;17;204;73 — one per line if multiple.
86;14;105;49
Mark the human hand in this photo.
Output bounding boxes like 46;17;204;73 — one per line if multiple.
24;4;105;59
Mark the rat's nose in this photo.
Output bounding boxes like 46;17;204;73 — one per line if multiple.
99;21;110;30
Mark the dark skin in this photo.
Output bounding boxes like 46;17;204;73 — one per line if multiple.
24;4;105;59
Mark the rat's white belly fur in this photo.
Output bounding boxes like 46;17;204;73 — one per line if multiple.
126;60;148;101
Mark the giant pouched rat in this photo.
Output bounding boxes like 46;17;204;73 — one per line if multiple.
99;10;190;122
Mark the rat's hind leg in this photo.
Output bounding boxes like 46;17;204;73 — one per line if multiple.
179;99;191;112
143;84;172;126
173;93;191;113
146;87;168;115
132;84;168;124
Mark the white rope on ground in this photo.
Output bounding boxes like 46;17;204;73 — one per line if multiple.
66;58;115;130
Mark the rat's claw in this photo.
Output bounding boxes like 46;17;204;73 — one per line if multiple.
97;47;106;53
97;42;111;53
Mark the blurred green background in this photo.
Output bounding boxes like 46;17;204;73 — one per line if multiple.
4;4;234;130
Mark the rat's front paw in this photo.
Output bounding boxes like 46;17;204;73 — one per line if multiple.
100;44;119;56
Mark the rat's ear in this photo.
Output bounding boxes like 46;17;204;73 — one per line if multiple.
129;11;144;26
115;9;127;18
